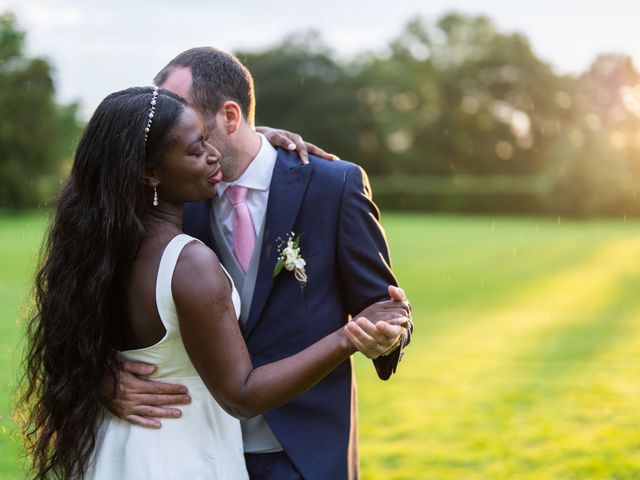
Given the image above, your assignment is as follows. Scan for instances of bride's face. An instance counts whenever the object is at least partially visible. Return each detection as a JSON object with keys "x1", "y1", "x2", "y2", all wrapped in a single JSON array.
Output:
[{"x1": 154, "y1": 107, "x2": 223, "y2": 205}]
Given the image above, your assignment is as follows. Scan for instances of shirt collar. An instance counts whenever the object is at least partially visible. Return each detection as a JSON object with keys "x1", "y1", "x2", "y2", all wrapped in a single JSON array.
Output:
[{"x1": 216, "y1": 133, "x2": 276, "y2": 197}]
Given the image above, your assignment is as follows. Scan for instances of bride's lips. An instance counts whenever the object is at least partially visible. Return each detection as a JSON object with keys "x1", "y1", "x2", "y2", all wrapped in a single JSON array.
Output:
[{"x1": 207, "y1": 167, "x2": 223, "y2": 184}]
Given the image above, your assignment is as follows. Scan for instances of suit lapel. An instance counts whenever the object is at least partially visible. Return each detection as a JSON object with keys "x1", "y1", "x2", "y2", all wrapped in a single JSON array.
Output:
[
  {"x1": 242, "y1": 150, "x2": 312, "y2": 338},
  {"x1": 206, "y1": 200, "x2": 223, "y2": 260}
]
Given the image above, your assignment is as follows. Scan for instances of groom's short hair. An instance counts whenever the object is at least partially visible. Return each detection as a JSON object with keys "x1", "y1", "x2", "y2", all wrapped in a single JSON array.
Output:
[{"x1": 154, "y1": 47, "x2": 255, "y2": 124}]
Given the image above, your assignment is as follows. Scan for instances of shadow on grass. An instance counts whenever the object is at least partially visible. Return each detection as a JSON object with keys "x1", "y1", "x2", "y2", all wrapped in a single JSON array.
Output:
[{"x1": 499, "y1": 272, "x2": 640, "y2": 398}]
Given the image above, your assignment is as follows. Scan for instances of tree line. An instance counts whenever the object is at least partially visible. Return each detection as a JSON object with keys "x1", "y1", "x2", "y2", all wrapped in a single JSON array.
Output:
[
  {"x1": 0, "y1": 13, "x2": 81, "y2": 209},
  {"x1": 2, "y1": 12, "x2": 639, "y2": 215}
]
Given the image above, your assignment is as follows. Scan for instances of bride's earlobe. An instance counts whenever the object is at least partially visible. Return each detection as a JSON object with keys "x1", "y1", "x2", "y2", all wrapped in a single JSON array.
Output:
[
  {"x1": 143, "y1": 172, "x2": 160, "y2": 206},
  {"x1": 143, "y1": 168, "x2": 160, "y2": 188}
]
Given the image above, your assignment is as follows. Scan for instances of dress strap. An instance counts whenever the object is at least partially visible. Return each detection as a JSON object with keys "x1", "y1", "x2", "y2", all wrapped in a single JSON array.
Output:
[{"x1": 155, "y1": 234, "x2": 203, "y2": 332}]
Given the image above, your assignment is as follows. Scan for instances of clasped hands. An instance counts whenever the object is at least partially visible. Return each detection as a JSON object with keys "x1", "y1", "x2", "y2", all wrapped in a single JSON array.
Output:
[
  {"x1": 106, "y1": 286, "x2": 411, "y2": 428},
  {"x1": 344, "y1": 285, "x2": 412, "y2": 360}
]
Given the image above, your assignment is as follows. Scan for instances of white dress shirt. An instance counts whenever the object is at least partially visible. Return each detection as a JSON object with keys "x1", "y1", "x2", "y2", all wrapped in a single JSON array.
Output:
[{"x1": 213, "y1": 133, "x2": 276, "y2": 247}]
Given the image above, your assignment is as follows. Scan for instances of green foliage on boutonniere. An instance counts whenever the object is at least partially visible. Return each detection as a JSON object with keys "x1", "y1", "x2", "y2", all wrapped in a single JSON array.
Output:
[{"x1": 272, "y1": 233, "x2": 306, "y2": 285}]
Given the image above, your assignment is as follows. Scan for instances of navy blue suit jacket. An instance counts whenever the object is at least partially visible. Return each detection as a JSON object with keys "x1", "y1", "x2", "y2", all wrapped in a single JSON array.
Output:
[{"x1": 183, "y1": 148, "x2": 406, "y2": 479}]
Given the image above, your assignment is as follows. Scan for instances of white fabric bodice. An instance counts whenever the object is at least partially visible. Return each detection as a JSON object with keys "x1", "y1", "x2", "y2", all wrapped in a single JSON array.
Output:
[
  {"x1": 119, "y1": 234, "x2": 242, "y2": 377},
  {"x1": 88, "y1": 234, "x2": 248, "y2": 480}
]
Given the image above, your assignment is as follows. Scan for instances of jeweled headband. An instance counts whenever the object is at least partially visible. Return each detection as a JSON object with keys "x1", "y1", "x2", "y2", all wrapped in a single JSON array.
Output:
[{"x1": 144, "y1": 86, "x2": 159, "y2": 143}]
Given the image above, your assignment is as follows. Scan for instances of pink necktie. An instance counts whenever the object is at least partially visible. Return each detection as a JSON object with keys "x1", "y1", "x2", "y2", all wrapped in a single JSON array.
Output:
[{"x1": 226, "y1": 185, "x2": 256, "y2": 272}]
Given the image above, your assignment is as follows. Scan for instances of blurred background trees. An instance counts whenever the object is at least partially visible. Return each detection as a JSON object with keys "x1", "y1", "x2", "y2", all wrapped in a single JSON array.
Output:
[
  {"x1": 0, "y1": 13, "x2": 81, "y2": 209},
  {"x1": 240, "y1": 13, "x2": 640, "y2": 216},
  {"x1": 3, "y1": 10, "x2": 640, "y2": 216}
]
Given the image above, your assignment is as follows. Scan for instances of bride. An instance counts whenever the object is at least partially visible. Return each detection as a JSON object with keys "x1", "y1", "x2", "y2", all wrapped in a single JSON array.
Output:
[{"x1": 20, "y1": 86, "x2": 408, "y2": 479}]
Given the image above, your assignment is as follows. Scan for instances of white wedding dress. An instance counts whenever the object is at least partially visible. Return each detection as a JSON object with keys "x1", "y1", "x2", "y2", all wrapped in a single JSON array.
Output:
[{"x1": 89, "y1": 234, "x2": 249, "y2": 479}]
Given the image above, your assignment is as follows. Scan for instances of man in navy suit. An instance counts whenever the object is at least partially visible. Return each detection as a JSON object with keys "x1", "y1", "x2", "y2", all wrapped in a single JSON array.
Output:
[{"x1": 111, "y1": 47, "x2": 412, "y2": 479}]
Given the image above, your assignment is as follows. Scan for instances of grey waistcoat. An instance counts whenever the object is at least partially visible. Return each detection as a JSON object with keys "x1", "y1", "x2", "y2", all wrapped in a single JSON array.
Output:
[{"x1": 209, "y1": 204, "x2": 283, "y2": 453}]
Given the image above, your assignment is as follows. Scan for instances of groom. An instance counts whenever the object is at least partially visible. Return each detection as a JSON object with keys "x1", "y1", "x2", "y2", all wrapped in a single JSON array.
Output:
[{"x1": 113, "y1": 47, "x2": 412, "y2": 479}]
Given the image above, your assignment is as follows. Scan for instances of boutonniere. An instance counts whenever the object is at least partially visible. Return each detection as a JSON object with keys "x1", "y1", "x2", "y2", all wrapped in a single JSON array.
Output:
[{"x1": 272, "y1": 232, "x2": 307, "y2": 286}]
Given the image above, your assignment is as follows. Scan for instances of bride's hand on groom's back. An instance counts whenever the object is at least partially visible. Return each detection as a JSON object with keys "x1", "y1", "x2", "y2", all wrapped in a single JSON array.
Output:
[{"x1": 104, "y1": 360, "x2": 192, "y2": 428}]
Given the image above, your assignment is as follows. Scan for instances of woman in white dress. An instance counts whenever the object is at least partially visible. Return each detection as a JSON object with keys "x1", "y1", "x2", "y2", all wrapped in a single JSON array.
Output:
[{"x1": 20, "y1": 87, "x2": 407, "y2": 479}]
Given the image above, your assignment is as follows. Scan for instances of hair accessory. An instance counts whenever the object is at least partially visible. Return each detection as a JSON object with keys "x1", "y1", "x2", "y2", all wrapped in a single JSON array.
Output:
[
  {"x1": 144, "y1": 86, "x2": 159, "y2": 142},
  {"x1": 153, "y1": 186, "x2": 159, "y2": 206}
]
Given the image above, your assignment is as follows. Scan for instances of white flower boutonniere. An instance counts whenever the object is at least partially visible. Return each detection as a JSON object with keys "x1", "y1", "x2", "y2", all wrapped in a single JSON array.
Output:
[{"x1": 273, "y1": 232, "x2": 307, "y2": 286}]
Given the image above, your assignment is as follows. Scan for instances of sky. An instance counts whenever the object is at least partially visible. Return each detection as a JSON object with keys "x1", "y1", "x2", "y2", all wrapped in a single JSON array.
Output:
[{"x1": 2, "y1": 0, "x2": 639, "y2": 116}]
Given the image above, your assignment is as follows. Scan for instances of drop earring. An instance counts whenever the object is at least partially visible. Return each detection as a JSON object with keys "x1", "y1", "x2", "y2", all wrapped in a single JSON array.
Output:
[{"x1": 153, "y1": 186, "x2": 158, "y2": 206}]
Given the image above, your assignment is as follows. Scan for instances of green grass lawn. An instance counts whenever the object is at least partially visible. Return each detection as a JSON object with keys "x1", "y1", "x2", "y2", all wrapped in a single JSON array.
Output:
[
  {"x1": 2, "y1": 212, "x2": 640, "y2": 479},
  {"x1": 0, "y1": 213, "x2": 47, "y2": 477}
]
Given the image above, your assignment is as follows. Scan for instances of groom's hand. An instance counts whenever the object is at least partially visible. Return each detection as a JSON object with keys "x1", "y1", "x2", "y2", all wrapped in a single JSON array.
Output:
[
  {"x1": 256, "y1": 126, "x2": 339, "y2": 164},
  {"x1": 106, "y1": 360, "x2": 191, "y2": 428},
  {"x1": 345, "y1": 289, "x2": 411, "y2": 359},
  {"x1": 345, "y1": 318, "x2": 404, "y2": 359},
  {"x1": 354, "y1": 288, "x2": 411, "y2": 328}
]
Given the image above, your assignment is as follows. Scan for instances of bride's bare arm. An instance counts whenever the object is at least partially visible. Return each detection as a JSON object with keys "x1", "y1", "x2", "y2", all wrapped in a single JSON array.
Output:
[
  {"x1": 172, "y1": 241, "x2": 404, "y2": 419},
  {"x1": 104, "y1": 243, "x2": 408, "y2": 426}
]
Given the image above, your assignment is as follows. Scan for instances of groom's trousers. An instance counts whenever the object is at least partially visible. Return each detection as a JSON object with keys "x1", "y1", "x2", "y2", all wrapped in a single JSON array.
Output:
[{"x1": 244, "y1": 451, "x2": 303, "y2": 480}]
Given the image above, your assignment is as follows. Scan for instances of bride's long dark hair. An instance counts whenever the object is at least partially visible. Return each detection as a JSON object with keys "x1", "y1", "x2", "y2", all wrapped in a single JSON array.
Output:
[{"x1": 19, "y1": 86, "x2": 187, "y2": 479}]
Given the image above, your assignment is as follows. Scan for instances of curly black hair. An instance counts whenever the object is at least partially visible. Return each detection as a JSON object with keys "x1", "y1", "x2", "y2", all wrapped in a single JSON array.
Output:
[{"x1": 19, "y1": 86, "x2": 187, "y2": 479}]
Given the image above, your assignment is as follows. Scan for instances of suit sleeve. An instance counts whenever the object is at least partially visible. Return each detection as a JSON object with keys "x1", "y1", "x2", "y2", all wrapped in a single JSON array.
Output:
[{"x1": 336, "y1": 164, "x2": 411, "y2": 380}]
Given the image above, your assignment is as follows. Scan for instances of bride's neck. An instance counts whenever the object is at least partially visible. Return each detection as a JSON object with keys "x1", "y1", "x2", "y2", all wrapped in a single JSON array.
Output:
[{"x1": 143, "y1": 203, "x2": 183, "y2": 234}]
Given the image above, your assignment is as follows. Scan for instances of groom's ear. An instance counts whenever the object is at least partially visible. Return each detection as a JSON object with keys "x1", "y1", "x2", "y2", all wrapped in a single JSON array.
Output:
[{"x1": 220, "y1": 101, "x2": 242, "y2": 135}]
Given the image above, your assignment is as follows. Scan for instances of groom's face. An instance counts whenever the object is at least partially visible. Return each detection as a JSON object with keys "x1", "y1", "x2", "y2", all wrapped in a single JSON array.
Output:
[
  {"x1": 160, "y1": 67, "x2": 236, "y2": 182},
  {"x1": 202, "y1": 112, "x2": 237, "y2": 182},
  {"x1": 159, "y1": 67, "x2": 236, "y2": 181},
  {"x1": 160, "y1": 67, "x2": 193, "y2": 105}
]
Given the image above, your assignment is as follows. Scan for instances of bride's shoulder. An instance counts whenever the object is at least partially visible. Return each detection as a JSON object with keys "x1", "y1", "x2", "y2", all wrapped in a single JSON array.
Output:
[
  {"x1": 173, "y1": 240, "x2": 227, "y2": 293},
  {"x1": 178, "y1": 238, "x2": 217, "y2": 261}
]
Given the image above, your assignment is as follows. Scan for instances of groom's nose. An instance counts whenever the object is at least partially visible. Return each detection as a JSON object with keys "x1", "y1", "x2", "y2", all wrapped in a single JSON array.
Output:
[{"x1": 205, "y1": 143, "x2": 221, "y2": 163}]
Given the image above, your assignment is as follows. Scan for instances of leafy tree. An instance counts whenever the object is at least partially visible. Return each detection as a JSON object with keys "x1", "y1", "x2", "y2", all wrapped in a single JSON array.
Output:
[
  {"x1": 0, "y1": 13, "x2": 80, "y2": 209},
  {"x1": 356, "y1": 13, "x2": 572, "y2": 176},
  {"x1": 546, "y1": 54, "x2": 640, "y2": 216},
  {"x1": 237, "y1": 13, "x2": 640, "y2": 216},
  {"x1": 239, "y1": 31, "x2": 362, "y2": 163}
]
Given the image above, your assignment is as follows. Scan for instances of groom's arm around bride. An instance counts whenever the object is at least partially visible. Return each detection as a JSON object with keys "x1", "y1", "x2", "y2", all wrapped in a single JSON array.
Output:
[{"x1": 108, "y1": 46, "x2": 413, "y2": 480}]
